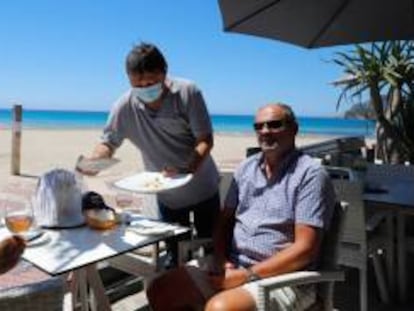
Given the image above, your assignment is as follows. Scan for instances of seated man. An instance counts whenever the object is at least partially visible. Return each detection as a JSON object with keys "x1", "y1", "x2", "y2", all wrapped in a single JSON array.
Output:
[{"x1": 146, "y1": 103, "x2": 336, "y2": 311}]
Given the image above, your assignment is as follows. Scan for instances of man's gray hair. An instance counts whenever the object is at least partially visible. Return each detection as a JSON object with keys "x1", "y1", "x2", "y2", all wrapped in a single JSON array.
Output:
[
  {"x1": 259, "y1": 103, "x2": 297, "y2": 124},
  {"x1": 277, "y1": 103, "x2": 297, "y2": 124}
]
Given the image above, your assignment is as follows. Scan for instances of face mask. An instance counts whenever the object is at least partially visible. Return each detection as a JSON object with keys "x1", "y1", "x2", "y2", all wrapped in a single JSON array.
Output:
[{"x1": 131, "y1": 82, "x2": 163, "y2": 103}]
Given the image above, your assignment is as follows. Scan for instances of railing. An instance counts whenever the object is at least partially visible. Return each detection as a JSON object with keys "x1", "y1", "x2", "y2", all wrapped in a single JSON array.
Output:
[{"x1": 246, "y1": 136, "x2": 367, "y2": 166}]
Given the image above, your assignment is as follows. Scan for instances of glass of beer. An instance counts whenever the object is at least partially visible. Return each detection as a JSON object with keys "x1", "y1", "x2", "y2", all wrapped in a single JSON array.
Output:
[{"x1": 5, "y1": 198, "x2": 34, "y2": 236}]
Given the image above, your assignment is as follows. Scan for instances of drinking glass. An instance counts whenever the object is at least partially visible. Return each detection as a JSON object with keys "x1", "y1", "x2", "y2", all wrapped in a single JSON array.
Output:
[
  {"x1": 5, "y1": 198, "x2": 34, "y2": 237},
  {"x1": 115, "y1": 191, "x2": 134, "y2": 209},
  {"x1": 0, "y1": 200, "x2": 5, "y2": 227}
]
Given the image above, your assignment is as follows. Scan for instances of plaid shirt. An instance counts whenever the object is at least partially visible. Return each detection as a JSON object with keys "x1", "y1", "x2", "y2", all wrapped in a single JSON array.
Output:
[{"x1": 224, "y1": 150, "x2": 335, "y2": 267}]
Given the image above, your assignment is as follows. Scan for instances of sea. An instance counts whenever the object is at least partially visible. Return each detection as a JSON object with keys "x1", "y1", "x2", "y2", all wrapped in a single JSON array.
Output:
[{"x1": 0, "y1": 108, "x2": 376, "y2": 137}]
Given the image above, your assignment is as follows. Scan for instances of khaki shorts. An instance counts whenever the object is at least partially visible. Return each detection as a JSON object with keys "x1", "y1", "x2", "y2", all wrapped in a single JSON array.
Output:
[{"x1": 185, "y1": 259, "x2": 316, "y2": 311}]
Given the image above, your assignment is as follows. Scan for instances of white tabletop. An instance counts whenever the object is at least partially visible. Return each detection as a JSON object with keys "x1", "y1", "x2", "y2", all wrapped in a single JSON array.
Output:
[{"x1": 0, "y1": 216, "x2": 189, "y2": 276}]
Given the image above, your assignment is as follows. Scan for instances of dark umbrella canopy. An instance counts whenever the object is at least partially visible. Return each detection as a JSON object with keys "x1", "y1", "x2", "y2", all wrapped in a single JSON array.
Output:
[{"x1": 218, "y1": 0, "x2": 414, "y2": 48}]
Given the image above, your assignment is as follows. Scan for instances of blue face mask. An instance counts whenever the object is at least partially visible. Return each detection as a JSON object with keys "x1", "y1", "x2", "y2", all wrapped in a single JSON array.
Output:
[{"x1": 131, "y1": 82, "x2": 163, "y2": 103}]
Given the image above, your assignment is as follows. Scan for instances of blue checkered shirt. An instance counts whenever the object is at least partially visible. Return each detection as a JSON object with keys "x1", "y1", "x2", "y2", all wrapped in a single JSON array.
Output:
[{"x1": 224, "y1": 150, "x2": 335, "y2": 267}]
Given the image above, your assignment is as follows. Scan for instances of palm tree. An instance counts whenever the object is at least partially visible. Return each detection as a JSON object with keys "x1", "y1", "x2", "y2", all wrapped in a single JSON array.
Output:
[{"x1": 333, "y1": 41, "x2": 414, "y2": 164}]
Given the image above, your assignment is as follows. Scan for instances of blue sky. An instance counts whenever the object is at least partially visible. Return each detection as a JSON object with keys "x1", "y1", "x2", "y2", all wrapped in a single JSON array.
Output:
[{"x1": 0, "y1": 1, "x2": 353, "y2": 116}]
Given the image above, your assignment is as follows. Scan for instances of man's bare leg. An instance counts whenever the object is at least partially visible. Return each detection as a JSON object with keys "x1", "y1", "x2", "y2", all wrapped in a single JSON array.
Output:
[
  {"x1": 147, "y1": 267, "x2": 207, "y2": 311},
  {"x1": 205, "y1": 287, "x2": 257, "y2": 311}
]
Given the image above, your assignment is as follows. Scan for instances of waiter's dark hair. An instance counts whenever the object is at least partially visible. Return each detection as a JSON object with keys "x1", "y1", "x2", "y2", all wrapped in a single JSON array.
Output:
[{"x1": 126, "y1": 42, "x2": 168, "y2": 75}]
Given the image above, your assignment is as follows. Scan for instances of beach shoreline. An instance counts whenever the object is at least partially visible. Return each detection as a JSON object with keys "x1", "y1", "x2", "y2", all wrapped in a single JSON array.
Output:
[{"x1": 0, "y1": 128, "x2": 373, "y2": 192}]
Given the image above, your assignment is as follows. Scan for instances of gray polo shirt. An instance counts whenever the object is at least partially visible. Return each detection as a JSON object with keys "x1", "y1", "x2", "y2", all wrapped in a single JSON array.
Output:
[
  {"x1": 225, "y1": 150, "x2": 335, "y2": 267},
  {"x1": 101, "y1": 77, "x2": 219, "y2": 208}
]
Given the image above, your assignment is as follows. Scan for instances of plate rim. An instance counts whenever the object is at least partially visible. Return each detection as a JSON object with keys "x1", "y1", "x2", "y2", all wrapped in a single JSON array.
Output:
[
  {"x1": 113, "y1": 172, "x2": 193, "y2": 194},
  {"x1": 26, "y1": 231, "x2": 51, "y2": 247}
]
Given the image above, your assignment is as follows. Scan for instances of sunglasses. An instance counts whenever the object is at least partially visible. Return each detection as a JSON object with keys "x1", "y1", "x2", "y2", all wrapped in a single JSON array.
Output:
[{"x1": 253, "y1": 119, "x2": 287, "y2": 131}]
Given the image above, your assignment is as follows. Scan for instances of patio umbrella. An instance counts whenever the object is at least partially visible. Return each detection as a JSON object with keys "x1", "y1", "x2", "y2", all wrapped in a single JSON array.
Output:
[{"x1": 218, "y1": 0, "x2": 414, "y2": 48}]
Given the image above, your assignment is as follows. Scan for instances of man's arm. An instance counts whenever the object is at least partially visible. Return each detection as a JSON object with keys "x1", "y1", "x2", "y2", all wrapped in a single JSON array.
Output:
[
  {"x1": 91, "y1": 142, "x2": 115, "y2": 159},
  {"x1": 212, "y1": 223, "x2": 322, "y2": 290},
  {"x1": 247, "y1": 224, "x2": 322, "y2": 279},
  {"x1": 162, "y1": 133, "x2": 213, "y2": 176},
  {"x1": 187, "y1": 133, "x2": 213, "y2": 173},
  {"x1": 212, "y1": 206, "x2": 236, "y2": 271}
]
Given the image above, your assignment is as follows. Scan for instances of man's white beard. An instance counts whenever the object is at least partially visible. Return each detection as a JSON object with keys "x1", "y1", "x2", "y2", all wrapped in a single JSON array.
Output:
[{"x1": 260, "y1": 141, "x2": 279, "y2": 151}]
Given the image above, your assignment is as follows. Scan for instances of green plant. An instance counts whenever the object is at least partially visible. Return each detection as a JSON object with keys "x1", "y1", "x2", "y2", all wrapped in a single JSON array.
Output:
[{"x1": 333, "y1": 41, "x2": 414, "y2": 163}]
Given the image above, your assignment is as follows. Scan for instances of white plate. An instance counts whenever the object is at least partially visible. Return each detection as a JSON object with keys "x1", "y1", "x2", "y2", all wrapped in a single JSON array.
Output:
[
  {"x1": 113, "y1": 172, "x2": 193, "y2": 194},
  {"x1": 127, "y1": 219, "x2": 176, "y2": 236},
  {"x1": 75, "y1": 155, "x2": 120, "y2": 172},
  {"x1": 127, "y1": 226, "x2": 173, "y2": 236},
  {"x1": 24, "y1": 230, "x2": 50, "y2": 247},
  {"x1": 23, "y1": 229, "x2": 43, "y2": 241}
]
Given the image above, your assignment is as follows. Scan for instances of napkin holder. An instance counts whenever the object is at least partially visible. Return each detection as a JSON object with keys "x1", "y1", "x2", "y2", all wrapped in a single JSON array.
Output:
[{"x1": 34, "y1": 169, "x2": 85, "y2": 228}]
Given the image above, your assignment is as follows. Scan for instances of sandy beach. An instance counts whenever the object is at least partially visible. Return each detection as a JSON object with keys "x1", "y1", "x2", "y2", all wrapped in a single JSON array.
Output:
[{"x1": 0, "y1": 128, "x2": 357, "y2": 193}]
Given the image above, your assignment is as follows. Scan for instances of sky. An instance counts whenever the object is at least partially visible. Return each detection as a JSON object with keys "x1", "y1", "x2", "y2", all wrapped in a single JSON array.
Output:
[{"x1": 0, "y1": 1, "x2": 354, "y2": 117}]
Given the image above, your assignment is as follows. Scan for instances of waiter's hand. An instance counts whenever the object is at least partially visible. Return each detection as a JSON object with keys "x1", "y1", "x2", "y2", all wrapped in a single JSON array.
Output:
[
  {"x1": 77, "y1": 143, "x2": 115, "y2": 176},
  {"x1": 75, "y1": 155, "x2": 100, "y2": 176},
  {"x1": 0, "y1": 236, "x2": 26, "y2": 274},
  {"x1": 162, "y1": 166, "x2": 191, "y2": 177}
]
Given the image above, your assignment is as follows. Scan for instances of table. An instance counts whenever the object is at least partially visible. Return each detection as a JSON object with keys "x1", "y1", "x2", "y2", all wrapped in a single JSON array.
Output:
[
  {"x1": 363, "y1": 180, "x2": 414, "y2": 302},
  {"x1": 0, "y1": 215, "x2": 189, "y2": 310}
]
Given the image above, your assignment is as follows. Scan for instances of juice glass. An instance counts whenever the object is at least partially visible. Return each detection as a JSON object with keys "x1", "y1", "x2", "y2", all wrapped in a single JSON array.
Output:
[{"x1": 5, "y1": 198, "x2": 34, "y2": 236}]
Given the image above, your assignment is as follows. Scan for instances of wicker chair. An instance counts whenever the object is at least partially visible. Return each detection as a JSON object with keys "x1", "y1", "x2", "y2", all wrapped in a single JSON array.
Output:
[
  {"x1": 252, "y1": 202, "x2": 346, "y2": 311},
  {"x1": 324, "y1": 165, "x2": 356, "y2": 181},
  {"x1": 365, "y1": 163, "x2": 414, "y2": 302},
  {"x1": 366, "y1": 163, "x2": 414, "y2": 181},
  {"x1": 365, "y1": 163, "x2": 414, "y2": 183},
  {"x1": 333, "y1": 179, "x2": 392, "y2": 311},
  {"x1": 0, "y1": 276, "x2": 64, "y2": 311}
]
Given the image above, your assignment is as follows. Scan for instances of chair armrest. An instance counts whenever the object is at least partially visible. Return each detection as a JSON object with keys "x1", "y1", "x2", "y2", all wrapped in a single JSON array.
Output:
[
  {"x1": 365, "y1": 210, "x2": 388, "y2": 232},
  {"x1": 255, "y1": 270, "x2": 344, "y2": 311},
  {"x1": 256, "y1": 270, "x2": 345, "y2": 290}
]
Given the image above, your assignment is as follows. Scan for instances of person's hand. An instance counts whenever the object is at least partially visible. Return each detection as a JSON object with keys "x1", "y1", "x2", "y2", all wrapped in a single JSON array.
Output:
[
  {"x1": 75, "y1": 155, "x2": 101, "y2": 176},
  {"x1": 205, "y1": 257, "x2": 245, "y2": 290},
  {"x1": 76, "y1": 167, "x2": 99, "y2": 176},
  {"x1": 0, "y1": 236, "x2": 26, "y2": 274},
  {"x1": 208, "y1": 267, "x2": 247, "y2": 290},
  {"x1": 161, "y1": 166, "x2": 191, "y2": 177},
  {"x1": 205, "y1": 257, "x2": 235, "y2": 276},
  {"x1": 162, "y1": 166, "x2": 179, "y2": 177},
  {"x1": 77, "y1": 144, "x2": 116, "y2": 176}
]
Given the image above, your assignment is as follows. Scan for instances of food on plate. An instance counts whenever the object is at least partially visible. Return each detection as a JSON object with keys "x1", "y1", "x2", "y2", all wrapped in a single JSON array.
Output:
[
  {"x1": 141, "y1": 175, "x2": 166, "y2": 190},
  {"x1": 114, "y1": 171, "x2": 193, "y2": 194}
]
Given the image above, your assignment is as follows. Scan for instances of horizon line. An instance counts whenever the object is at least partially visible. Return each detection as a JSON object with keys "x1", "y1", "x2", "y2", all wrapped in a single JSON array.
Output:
[{"x1": 0, "y1": 107, "x2": 349, "y2": 118}]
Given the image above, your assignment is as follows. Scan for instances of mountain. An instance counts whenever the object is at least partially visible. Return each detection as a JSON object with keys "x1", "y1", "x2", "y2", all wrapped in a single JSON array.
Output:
[{"x1": 344, "y1": 101, "x2": 376, "y2": 119}]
